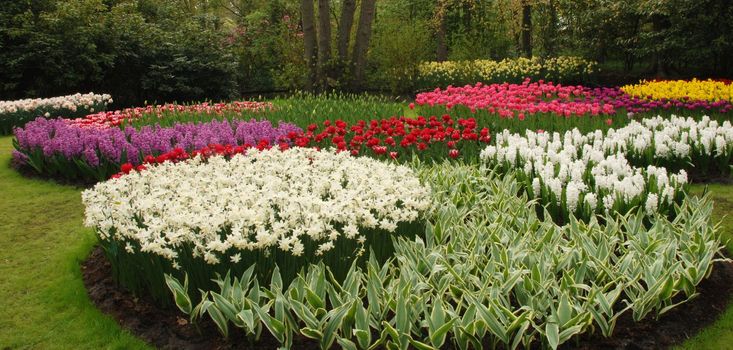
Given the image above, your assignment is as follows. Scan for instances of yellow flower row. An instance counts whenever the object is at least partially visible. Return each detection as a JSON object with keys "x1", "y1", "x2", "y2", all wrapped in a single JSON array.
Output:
[
  {"x1": 418, "y1": 56, "x2": 596, "y2": 82},
  {"x1": 621, "y1": 79, "x2": 733, "y2": 102}
]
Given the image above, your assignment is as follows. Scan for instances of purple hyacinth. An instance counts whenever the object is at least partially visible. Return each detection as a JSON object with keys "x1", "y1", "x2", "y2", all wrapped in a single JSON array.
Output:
[{"x1": 13, "y1": 117, "x2": 303, "y2": 167}]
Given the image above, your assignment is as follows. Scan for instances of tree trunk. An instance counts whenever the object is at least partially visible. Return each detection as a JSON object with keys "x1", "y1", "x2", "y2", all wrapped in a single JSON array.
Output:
[
  {"x1": 337, "y1": 0, "x2": 356, "y2": 62},
  {"x1": 545, "y1": 0, "x2": 557, "y2": 56},
  {"x1": 463, "y1": 1, "x2": 471, "y2": 29},
  {"x1": 336, "y1": 0, "x2": 356, "y2": 82},
  {"x1": 351, "y1": 0, "x2": 376, "y2": 90},
  {"x1": 521, "y1": 1, "x2": 532, "y2": 58},
  {"x1": 436, "y1": 3, "x2": 448, "y2": 61},
  {"x1": 317, "y1": 0, "x2": 332, "y2": 90},
  {"x1": 301, "y1": 0, "x2": 318, "y2": 91}
]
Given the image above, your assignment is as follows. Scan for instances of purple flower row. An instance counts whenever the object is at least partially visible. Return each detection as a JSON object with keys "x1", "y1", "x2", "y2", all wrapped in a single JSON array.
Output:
[{"x1": 13, "y1": 117, "x2": 302, "y2": 168}]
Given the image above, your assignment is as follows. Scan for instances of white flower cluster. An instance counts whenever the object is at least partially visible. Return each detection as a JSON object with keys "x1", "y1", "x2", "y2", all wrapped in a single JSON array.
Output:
[
  {"x1": 0, "y1": 92, "x2": 113, "y2": 117},
  {"x1": 592, "y1": 115, "x2": 733, "y2": 160},
  {"x1": 479, "y1": 117, "x2": 721, "y2": 220},
  {"x1": 82, "y1": 147, "x2": 431, "y2": 265}
]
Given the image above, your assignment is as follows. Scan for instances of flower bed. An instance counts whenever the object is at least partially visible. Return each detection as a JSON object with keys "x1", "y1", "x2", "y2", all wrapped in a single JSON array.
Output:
[
  {"x1": 592, "y1": 86, "x2": 733, "y2": 115},
  {"x1": 415, "y1": 56, "x2": 597, "y2": 91},
  {"x1": 0, "y1": 92, "x2": 112, "y2": 134},
  {"x1": 65, "y1": 101, "x2": 274, "y2": 129},
  {"x1": 82, "y1": 147, "x2": 431, "y2": 303},
  {"x1": 415, "y1": 80, "x2": 733, "y2": 133},
  {"x1": 585, "y1": 115, "x2": 733, "y2": 178},
  {"x1": 415, "y1": 80, "x2": 620, "y2": 133},
  {"x1": 480, "y1": 115, "x2": 733, "y2": 223},
  {"x1": 415, "y1": 80, "x2": 616, "y2": 117},
  {"x1": 165, "y1": 165, "x2": 723, "y2": 349},
  {"x1": 295, "y1": 115, "x2": 491, "y2": 161},
  {"x1": 12, "y1": 118, "x2": 300, "y2": 182},
  {"x1": 621, "y1": 79, "x2": 733, "y2": 103}
]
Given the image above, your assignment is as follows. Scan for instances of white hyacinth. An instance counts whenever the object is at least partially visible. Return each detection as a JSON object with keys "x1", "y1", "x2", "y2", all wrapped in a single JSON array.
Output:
[{"x1": 478, "y1": 115, "x2": 726, "y2": 220}]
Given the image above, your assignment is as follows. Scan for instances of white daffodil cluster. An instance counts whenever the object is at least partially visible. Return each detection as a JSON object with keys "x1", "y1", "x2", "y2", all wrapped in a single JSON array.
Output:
[
  {"x1": 479, "y1": 116, "x2": 729, "y2": 221},
  {"x1": 0, "y1": 92, "x2": 113, "y2": 116},
  {"x1": 82, "y1": 147, "x2": 431, "y2": 266}
]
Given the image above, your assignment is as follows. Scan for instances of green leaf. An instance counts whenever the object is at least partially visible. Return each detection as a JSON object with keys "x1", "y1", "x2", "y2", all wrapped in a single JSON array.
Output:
[
  {"x1": 337, "y1": 337, "x2": 359, "y2": 350},
  {"x1": 320, "y1": 304, "x2": 351, "y2": 349},
  {"x1": 207, "y1": 305, "x2": 230, "y2": 338},
  {"x1": 271, "y1": 266, "x2": 283, "y2": 292},
  {"x1": 382, "y1": 321, "x2": 400, "y2": 340},
  {"x1": 253, "y1": 304, "x2": 286, "y2": 343},
  {"x1": 305, "y1": 287, "x2": 325, "y2": 309},
  {"x1": 237, "y1": 309, "x2": 255, "y2": 333},
  {"x1": 354, "y1": 301, "x2": 372, "y2": 348},
  {"x1": 409, "y1": 338, "x2": 436, "y2": 350},
  {"x1": 557, "y1": 294, "x2": 572, "y2": 326},
  {"x1": 546, "y1": 322, "x2": 559, "y2": 350},
  {"x1": 211, "y1": 292, "x2": 238, "y2": 321},
  {"x1": 429, "y1": 318, "x2": 456, "y2": 348},
  {"x1": 474, "y1": 300, "x2": 508, "y2": 343},
  {"x1": 165, "y1": 274, "x2": 192, "y2": 315},
  {"x1": 300, "y1": 327, "x2": 323, "y2": 340},
  {"x1": 430, "y1": 298, "x2": 445, "y2": 330}
]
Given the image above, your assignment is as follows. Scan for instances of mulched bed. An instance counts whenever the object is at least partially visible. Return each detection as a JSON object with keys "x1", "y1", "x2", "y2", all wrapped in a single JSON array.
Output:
[{"x1": 82, "y1": 246, "x2": 733, "y2": 350}]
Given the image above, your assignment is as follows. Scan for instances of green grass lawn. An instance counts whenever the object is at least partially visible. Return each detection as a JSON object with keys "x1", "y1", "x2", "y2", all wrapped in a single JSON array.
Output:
[
  {"x1": 0, "y1": 133, "x2": 730, "y2": 349},
  {"x1": 0, "y1": 136, "x2": 150, "y2": 349}
]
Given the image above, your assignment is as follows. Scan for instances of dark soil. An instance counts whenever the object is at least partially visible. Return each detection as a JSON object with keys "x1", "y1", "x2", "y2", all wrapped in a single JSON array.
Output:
[
  {"x1": 82, "y1": 246, "x2": 733, "y2": 350},
  {"x1": 82, "y1": 247, "x2": 320, "y2": 350}
]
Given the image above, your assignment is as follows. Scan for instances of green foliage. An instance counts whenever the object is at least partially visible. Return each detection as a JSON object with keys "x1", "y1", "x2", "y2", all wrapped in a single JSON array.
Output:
[
  {"x1": 127, "y1": 92, "x2": 408, "y2": 128},
  {"x1": 167, "y1": 164, "x2": 725, "y2": 349},
  {"x1": 101, "y1": 221, "x2": 423, "y2": 306},
  {"x1": 557, "y1": 0, "x2": 733, "y2": 76},
  {"x1": 369, "y1": 15, "x2": 433, "y2": 94},
  {"x1": 443, "y1": 2, "x2": 513, "y2": 61},
  {"x1": 139, "y1": 20, "x2": 239, "y2": 103},
  {"x1": 0, "y1": 0, "x2": 240, "y2": 107}
]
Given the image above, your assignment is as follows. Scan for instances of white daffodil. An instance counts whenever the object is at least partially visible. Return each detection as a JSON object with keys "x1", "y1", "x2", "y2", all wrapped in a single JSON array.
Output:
[{"x1": 82, "y1": 147, "x2": 430, "y2": 265}]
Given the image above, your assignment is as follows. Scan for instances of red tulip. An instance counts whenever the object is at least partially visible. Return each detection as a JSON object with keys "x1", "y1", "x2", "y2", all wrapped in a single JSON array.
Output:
[{"x1": 120, "y1": 163, "x2": 134, "y2": 174}]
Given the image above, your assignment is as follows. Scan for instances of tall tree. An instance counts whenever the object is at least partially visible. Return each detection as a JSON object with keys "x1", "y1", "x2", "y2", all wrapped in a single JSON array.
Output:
[
  {"x1": 435, "y1": 1, "x2": 448, "y2": 61},
  {"x1": 316, "y1": 0, "x2": 332, "y2": 89},
  {"x1": 521, "y1": 0, "x2": 532, "y2": 57},
  {"x1": 300, "y1": 0, "x2": 318, "y2": 90},
  {"x1": 351, "y1": 0, "x2": 377, "y2": 89},
  {"x1": 336, "y1": 0, "x2": 356, "y2": 62}
]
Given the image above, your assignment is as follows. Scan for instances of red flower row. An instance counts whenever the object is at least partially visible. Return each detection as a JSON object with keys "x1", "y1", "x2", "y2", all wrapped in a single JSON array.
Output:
[
  {"x1": 295, "y1": 115, "x2": 490, "y2": 159},
  {"x1": 114, "y1": 140, "x2": 285, "y2": 178}
]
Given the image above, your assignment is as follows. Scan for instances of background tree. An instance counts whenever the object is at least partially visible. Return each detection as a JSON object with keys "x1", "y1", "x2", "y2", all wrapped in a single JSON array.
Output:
[
  {"x1": 350, "y1": 0, "x2": 377, "y2": 90},
  {"x1": 0, "y1": 0, "x2": 731, "y2": 103},
  {"x1": 300, "y1": 0, "x2": 317, "y2": 90}
]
